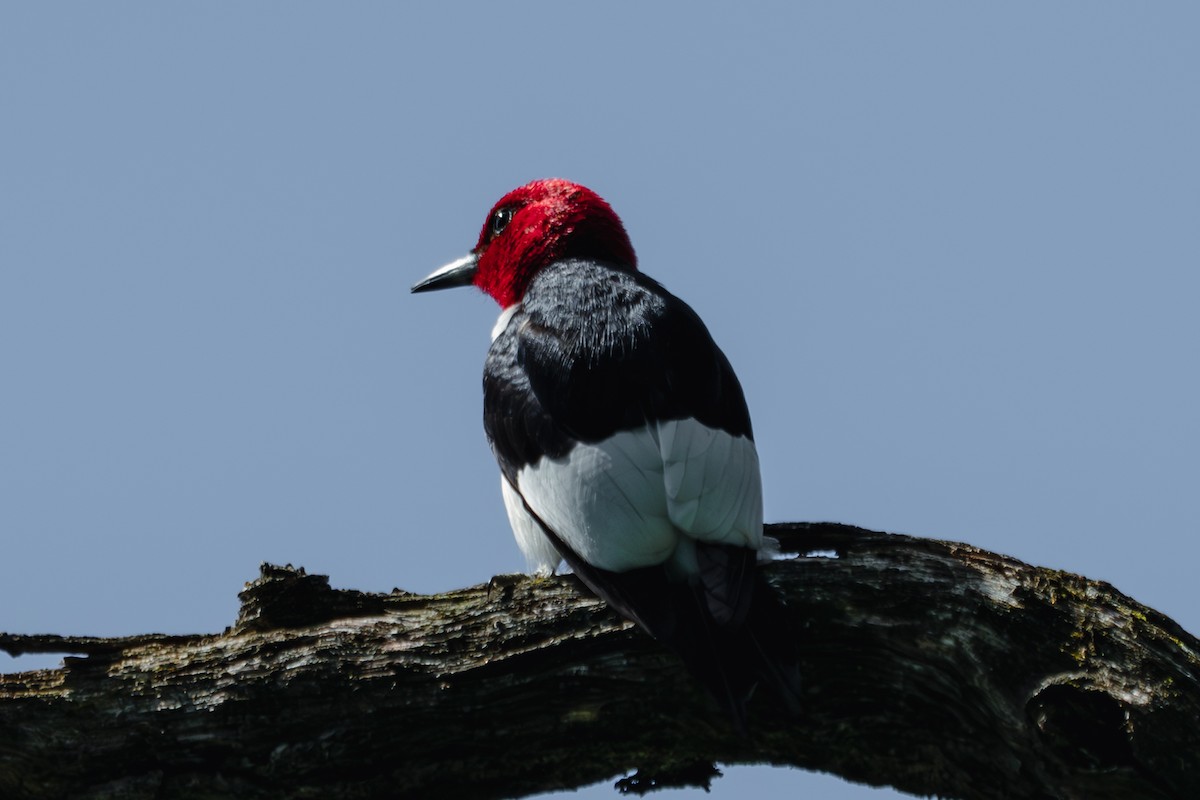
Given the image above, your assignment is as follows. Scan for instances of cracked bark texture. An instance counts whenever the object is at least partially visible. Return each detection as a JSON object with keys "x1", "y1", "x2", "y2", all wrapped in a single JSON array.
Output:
[{"x1": 2, "y1": 523, "x2": 1198, "y2": 800}]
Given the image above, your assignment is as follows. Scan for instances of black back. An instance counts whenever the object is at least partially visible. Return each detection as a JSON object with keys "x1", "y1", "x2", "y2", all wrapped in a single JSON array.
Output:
[{"x1": 483, "y1": 258, "x2": 753, "y2": 484}]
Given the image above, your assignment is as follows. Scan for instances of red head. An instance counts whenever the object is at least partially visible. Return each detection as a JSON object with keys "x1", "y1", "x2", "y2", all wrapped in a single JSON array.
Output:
[{"x1": 412, "y1": 179, "x2": 637, "y2": 307}]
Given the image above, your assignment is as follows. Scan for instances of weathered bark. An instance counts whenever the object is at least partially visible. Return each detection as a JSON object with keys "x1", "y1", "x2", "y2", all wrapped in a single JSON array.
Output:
[{"x1": 1, "y1": 523, "x2": 1197, "y2": 800}]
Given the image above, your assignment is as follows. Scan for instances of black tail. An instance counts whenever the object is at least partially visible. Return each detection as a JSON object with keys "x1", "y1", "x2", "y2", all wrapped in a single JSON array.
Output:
[
  {"x1": 671, "y1": 573, "x2": 803, "y2": 733},
  {"x1": 525, "y1": 504, "x2": 801, "y2": 730},
  {"x1": 552, "y1": 541, "x2": 802, "y2": 731}
]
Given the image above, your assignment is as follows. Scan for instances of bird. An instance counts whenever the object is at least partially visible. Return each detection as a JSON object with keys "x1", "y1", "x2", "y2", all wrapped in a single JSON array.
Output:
[{"x1": 411, "y1": 178, "x2": 799, "y2": 728}]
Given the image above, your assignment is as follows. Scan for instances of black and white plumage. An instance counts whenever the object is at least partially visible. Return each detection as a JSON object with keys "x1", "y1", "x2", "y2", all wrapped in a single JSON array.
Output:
[{"x1": 412, "y1": 179, "x2": 799, "y2": 727}]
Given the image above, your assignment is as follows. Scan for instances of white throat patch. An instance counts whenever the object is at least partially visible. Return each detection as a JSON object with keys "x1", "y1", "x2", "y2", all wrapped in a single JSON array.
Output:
[{"x1": 492, "y1": 305, "x2": 520, "y2": 342}]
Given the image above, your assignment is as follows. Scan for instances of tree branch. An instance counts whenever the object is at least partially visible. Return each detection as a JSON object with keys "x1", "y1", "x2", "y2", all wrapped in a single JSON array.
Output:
[{"x1": 2, "y1": 523, "x2": 1198, "y2": 799}]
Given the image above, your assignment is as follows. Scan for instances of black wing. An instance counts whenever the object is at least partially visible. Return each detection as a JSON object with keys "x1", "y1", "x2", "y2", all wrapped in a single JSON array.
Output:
[{"x1": 483, "y1": 258, "x2": 752, "y2": 480}]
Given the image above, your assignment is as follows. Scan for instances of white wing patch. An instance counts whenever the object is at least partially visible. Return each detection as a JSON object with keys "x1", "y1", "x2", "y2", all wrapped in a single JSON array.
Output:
[
  {"x1": 511, "y1": 420, "x2": 762, "y2": 574},
  {"x1": 659, "y1": 419, "x2": 763, "y2": 549}
]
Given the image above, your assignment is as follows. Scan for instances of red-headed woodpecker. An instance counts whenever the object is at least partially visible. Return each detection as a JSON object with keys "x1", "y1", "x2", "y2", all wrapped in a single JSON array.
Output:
[{"x1": 412, "y1": 179, "x2": 799, "y2": 727}]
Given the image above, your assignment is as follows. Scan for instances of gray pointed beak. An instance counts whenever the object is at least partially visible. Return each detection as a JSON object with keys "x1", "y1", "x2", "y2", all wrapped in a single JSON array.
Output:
[{"x1": 411, "y1": 253, "x2": 479, "y2": 293}]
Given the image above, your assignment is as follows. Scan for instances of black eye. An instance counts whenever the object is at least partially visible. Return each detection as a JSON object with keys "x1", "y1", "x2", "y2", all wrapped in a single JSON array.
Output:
[{"x1": 489, "y1": 206, "x2": 515, "y2": 239}]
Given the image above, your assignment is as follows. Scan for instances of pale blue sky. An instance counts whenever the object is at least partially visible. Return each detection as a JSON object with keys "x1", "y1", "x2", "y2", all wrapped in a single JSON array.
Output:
[{"x1": 2, "y1": 5, "x2": 1197, "y2": 798}]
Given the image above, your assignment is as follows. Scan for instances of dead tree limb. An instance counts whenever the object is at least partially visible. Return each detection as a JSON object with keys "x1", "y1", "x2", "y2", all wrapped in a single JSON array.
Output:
[{"x1": 2, "y1": 523, "x2": 1198, "y2": 799}]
